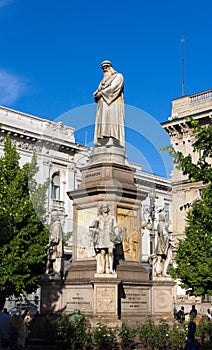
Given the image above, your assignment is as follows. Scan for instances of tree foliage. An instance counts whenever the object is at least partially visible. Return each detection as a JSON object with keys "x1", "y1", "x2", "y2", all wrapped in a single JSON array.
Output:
[
  {"x1": 168, "y1": 119, "x2": 212, "y2": 295},
  {"x1": 165, "y1": 119, "x2": 212, "y2": 184},
  {"x1": 170, "y1": 183, "x2": 212, "y2": 295},
  {"x1": 0, "y1": 135, "x2": 49, "y2": 306}
]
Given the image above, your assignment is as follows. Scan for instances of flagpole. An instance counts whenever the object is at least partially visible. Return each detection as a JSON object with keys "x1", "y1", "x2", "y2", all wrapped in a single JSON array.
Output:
[{"x1": 182, "y1": 36, "x2": 185, "y2": 96}]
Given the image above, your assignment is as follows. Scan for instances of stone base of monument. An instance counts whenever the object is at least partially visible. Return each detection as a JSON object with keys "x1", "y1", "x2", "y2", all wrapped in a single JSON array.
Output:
[
  {"x1": 88, "y1": 145, "x2": 126, "y2": 166},
  {"x1": 94, "y1": 272, "x2": 117, "y2": 278},
  {"x1": 40, "y1": 271, "x2": 175, "y2": 324},
  {"x1": 92, "y1": 279, "x2": 121, "y2": 326},
  {"x1": 116, "y1": 260, "x2": 150, "y2": 282},
  {"x1": 40, "y1": 143, "x2": 175, "y2": 323},
  {"x1": 151, "y1": 280, "x2": 176, "y2": 319}
]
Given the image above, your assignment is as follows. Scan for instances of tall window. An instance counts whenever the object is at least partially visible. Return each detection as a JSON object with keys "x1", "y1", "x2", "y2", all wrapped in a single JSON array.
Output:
[{"x1": 51, "y1": 172, "x2": 60, "y2": 200}]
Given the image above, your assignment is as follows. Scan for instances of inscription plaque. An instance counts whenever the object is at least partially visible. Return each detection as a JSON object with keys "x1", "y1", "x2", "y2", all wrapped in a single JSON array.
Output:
[
  {"x1": 94, "y1": 284, "x2": 118, "y2": 316},
  {"x1": 121, "y1": 287, "x2": 150, "y2": 313},
  {"x1": 64, "y1": 286, "x2": 93, "y2": 313}
]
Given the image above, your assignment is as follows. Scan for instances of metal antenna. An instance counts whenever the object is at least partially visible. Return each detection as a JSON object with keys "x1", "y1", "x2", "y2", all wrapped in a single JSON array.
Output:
[
  {"x1": 85, "y1": 130, "x2": 88, "y2": 145},
  {"x1": 181, "y1": 36, "x2": 185, "y2": 96}
]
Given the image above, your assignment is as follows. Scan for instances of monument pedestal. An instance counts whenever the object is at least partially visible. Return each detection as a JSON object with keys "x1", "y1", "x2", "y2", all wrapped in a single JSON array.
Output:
[
  {"x1": 93, "y1": 279, "x2": 120, "y2": 317},
  {"x1": 40, "y1": 146, "x2": 175, "y2": 323},
  {"x1": 151, "y1": 279, "x2": 176, "y2": 319}
]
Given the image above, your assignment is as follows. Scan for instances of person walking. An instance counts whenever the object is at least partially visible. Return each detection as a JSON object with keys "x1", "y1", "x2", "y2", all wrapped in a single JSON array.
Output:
[
  {"x1": 190, "y1": 305, "x2": 197, "y2": 321},
  {"x1": 176, "y1": 306, "x2": 186, "y2": 322},
  {"x1": 0, "y1": 310, "x2": 12, "y2": 350},
  {"x1": 185, "y1": 320, "x2": 200, "y2": 350},
  {"x1": 207, "y1": 309, "x2": 211, "y2": 321}
]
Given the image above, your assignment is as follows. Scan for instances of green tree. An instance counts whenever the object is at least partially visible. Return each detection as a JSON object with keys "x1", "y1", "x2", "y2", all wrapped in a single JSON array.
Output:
[
  {"x1": 170, "y1": 183, "x2": 212, "y2": 295},
  {"x1": 168, "y1": 120, "x2": 212, "y2": 296},
  {"x1": 174, "y1": 119, "x2": 212, "y2": 184},
  {"x1": 0, "y1": 135, "x2": 49, "y2": 308}
]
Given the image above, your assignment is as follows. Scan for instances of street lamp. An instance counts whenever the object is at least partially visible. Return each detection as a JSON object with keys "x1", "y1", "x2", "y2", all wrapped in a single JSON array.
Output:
[
  {"x1": 149, "y1": 189, "x2": 156, "y2": 236},
  {"x1": 141, "y1": 189, "x2": 157, "y2": 271},
  {"x1": 141, "y1": 189, "x2": 156, "y2": 231}
]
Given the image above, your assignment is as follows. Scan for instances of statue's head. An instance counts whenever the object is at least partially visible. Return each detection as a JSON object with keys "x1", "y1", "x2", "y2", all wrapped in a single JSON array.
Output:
[
  {"x1": 51, "y1": 209, "x2": 59, "y2": 222},
  {"x1": 101, "y1": 60, "x2": 113, "y2": 74},
  {"x1": 101, "y1": 60, "x2": 112, "y2": 68},
  {"x1": 99, "y1": 203, "x2": 110, "y2": 214}
]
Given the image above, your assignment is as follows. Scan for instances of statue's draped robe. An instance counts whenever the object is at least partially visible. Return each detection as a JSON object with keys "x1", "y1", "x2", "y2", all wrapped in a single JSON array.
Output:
[
  {"x1": 94, "y1": 71, "x2": 125, "y2": 148},
  {"x1": 89, "y1": 214, "x2": 118, "y2": 250},
  {"x1": 155, "y1": 213, "x2": 169, "y2": 258},
  {"x1": 49, "y1": 220, "x2": 63, "y2": 260}
]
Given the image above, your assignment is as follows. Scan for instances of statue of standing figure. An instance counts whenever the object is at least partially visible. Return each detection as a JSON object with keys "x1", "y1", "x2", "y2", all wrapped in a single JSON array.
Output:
[
  {"x1": 93, "y1": 60, "x2": 125, "y2": 148},
  {"x1": 149, "y1": 208, "x2": 173, "y2": 277},
  {"x1": 156, "y1": 208, "x2": 170, "y2": 258},
  {"x1": 46, "y1": 210, "x2": 64, "y2": 279},
  {"x1": 89, "y1": 203, "x2": 120, "y2": 274}
]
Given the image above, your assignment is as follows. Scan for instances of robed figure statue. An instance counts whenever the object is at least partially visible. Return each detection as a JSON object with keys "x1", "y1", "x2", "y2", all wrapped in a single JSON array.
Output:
[{"x1": 93, "y1": 60, "x2": 125, "y2": 148}]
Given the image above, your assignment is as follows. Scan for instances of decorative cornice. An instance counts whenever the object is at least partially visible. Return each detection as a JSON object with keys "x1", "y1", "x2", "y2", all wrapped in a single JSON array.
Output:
[{"x1": 0, "y1": 105, "x2": 87, "y2": 153}]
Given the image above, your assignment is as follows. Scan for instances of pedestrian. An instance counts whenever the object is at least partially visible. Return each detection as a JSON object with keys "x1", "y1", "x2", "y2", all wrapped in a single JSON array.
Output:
[
  {"x1": 0, "y1": 310, "x2": 12, "y2": 349},
  {"x1": 3, "y1": 309, "x2": 9, "y2": 316},
  {"x1": 11, "y1": 314, "x2": 27, "y2": 349},
  {"x1": 175, "y1": 306, "x2": 186, "y2": 322},
  {"x1": 190, "y1": 305, "x2": 197, "y2": 321},
  {"x1": 207, "y1": 309, "x2": 211, "y2": 321},
  {"x1": 185, "y1": 321, "x2": 200, "y2": 350}
]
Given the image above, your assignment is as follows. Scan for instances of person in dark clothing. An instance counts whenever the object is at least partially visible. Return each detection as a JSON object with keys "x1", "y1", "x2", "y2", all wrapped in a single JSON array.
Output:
[
  {"x1": 207, "y1": 309, "x2": 211, "y2": 321},
  {"x1": 185, "y1": 321, "x2": 200, "y2": 350},
  {"x1": 0, "y1": 311, "x2": 12, "y2": 349},
  {"x1": 190, "y1": 305, "x2": 197, "y2": 321},
  {"x1": 176, "y1": 306, "x2": 186, "y2": 322}
]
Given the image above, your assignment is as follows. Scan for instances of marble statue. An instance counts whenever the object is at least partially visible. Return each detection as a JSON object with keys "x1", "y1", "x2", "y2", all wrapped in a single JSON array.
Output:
[
  {"x1": 46, "y1": 210, "x2": 64, "y2": 278},
  {"x1": 89, "y1": 203, "x2": 120, "y2": 274},
  {"x1": 155, "y1": 208, "x2": 170, "y2": 258},
  {"x1": 149, "y1": 208, "x2": 173, "y2": 277},
  {"x1": 93, "y1": 60, "x2": 125, "y2": 148}
]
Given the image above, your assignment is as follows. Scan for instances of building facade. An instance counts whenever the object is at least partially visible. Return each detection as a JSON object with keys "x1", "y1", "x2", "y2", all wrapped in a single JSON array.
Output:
[
  {"x1": 162, "y1": 89, "x2": 212, "y2": 242},
  {"x1": 162, "y1": 89, "x2": 212, "y2": 307}
]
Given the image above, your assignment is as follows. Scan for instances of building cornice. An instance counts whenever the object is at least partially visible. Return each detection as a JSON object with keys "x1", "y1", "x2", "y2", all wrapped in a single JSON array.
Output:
[{"x1": 0, "y1": 106, "x2": 88, "y2": 153}]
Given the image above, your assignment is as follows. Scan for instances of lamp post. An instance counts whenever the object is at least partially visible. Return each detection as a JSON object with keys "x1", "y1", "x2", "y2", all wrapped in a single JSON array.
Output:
[
  {"x1": 141, "y1": 189, "x2": 157, "y2": 257},
  {"x1": 149, "y1": 189, "x2": 156, "y2": 237}
]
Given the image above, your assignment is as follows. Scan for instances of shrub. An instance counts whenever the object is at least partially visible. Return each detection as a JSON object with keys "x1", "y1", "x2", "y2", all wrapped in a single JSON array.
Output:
[
  {"x1": 167, "y1": 323, "x2": 187, "y2": 350},
  {"x1": 195, "y1": 318, "x2": 212, "y2": 344},
  {"x1": 29, "y1": 315, "x2": 58, "y2": 344},
  {"x1": 92, "y1": 322, "x2": 117, "y2": 350},
  {"x1": 118, "y1": 322, "x2": 137, "y2": 349},
  {"x1": 138, "y1": 318, "x2": 169, "y2": 349},
  {"x1": 137, "y1": 318, "x2": 187, "y2": 350},
  {"x1": 56, "y1": 313, "x2": 93, "y2": 350}
]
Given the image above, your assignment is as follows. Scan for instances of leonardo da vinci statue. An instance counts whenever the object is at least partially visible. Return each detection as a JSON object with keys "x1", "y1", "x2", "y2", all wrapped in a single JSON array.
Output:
[{"x1": 93, "y1": 60, "x2": 125, "y2": 148}]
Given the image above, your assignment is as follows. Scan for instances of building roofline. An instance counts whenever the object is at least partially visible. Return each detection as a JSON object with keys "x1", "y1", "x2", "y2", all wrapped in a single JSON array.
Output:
[{"x1": 171, "y1": 88, "x2": 212, "y2": 102}]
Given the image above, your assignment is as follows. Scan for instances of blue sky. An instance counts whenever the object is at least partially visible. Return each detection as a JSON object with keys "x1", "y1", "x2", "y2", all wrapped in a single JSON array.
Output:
[{"x1": 0, "y1": 0, "x2": 211, "y2": 177}]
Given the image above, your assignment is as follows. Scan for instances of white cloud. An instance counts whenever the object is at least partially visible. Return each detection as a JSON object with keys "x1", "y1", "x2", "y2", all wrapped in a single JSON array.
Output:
[
  {"x1": 0, "y1": 69, "x2": 26, "y2": 105},
  {"x1": 0, "y1": 0, "x2": 15, "y2": 8}
]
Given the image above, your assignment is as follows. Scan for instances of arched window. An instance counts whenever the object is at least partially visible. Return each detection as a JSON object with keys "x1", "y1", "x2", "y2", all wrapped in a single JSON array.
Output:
[{"x1": 51, "y1": 172, "x2": 60, "y2": 200}]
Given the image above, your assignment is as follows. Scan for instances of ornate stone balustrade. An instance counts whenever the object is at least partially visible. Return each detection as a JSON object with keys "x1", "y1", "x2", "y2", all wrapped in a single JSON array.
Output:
[
  {"x1": 190, "y1": 90, "x2": 212, "y2": 103},
  {"x1": 169, "y1": 89, "x2": 212, "y2": 119}
]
